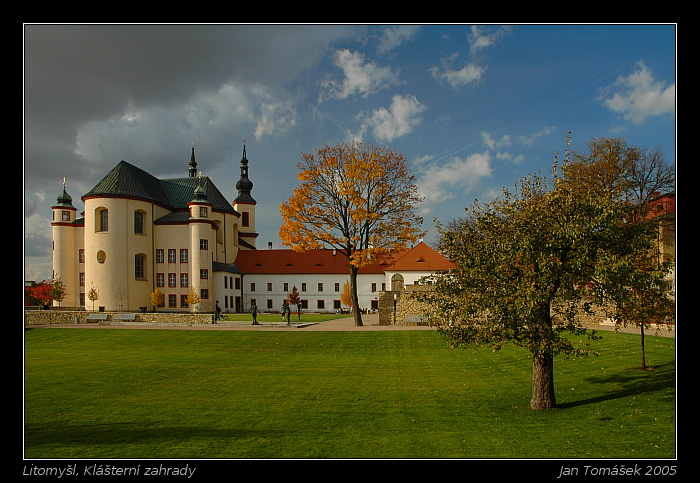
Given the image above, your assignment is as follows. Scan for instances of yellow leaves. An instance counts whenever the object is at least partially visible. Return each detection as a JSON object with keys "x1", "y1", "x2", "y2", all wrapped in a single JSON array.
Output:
[{"x1": 279, "y1": 141, "x2": 424, "y2": 259}]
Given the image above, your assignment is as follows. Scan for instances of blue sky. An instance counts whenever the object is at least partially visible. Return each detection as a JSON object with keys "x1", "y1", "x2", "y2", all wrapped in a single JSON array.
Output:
[{"x1": 24, "y1": 24, "x2": 676, "y2": 281}]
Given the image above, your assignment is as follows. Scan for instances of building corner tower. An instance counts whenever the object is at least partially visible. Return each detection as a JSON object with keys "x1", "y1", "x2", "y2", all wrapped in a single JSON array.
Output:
[
  {"x1": 51, "y1": 179, "x2": 80, "y2": 307},
  {"x1": 232, "y1": 144, "x2": 258, "y2": 249}
]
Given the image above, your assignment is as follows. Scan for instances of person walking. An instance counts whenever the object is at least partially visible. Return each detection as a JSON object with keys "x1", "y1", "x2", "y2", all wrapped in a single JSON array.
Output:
[
  {"x1": 283, "y1": 302, "x2": 291, "y2": 325},
  {"x1": 250, "y1": 302, "x2": 259, "y2": 325}
]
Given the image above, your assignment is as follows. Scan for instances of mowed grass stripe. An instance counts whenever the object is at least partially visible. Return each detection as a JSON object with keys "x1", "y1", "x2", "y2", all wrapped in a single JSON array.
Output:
[{"x1": 24, "y1": 328, "x2": 675, "y2": 459}]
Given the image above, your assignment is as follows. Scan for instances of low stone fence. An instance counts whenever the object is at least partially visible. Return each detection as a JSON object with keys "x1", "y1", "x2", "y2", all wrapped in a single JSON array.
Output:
[
  {"x1": 24, "y1": 310, "x2": 215, "y2": 326},
  {"x1": 378, "y1": 285, "x2": 612, "y2": 327}
]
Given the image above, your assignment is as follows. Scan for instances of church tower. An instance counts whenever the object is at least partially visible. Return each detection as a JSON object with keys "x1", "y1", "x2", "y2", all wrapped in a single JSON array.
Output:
[
  {"x1": 233, "y1": 144, "x2": 258, "y2": 249},
  {"x1": 51, "y1": 179, "x2": 80, "y2": 307},
  {"x1": 189, "y1": 142, "x2": 198, "y2": 177},
  {"x1": 187, "y1": 178, "x2": 214, "y2": 313}
]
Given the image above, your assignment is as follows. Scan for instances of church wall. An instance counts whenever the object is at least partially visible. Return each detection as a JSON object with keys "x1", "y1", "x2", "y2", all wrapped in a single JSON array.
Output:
[{"x1": 83, "y1": 197, "x2": 156, "y2": 311}]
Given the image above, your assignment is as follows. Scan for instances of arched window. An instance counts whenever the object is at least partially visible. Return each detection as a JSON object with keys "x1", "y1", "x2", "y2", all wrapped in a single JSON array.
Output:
[
  {"x1": 96, "y1": 208, "x2": 108, "y2": 232},
  {"x1": 391, "y1": 273, "x2": 404, "y2": 291},
  {"x1": 135, "y1": 254, "x2": 147, "y2": 280},
  {"x1": 134, "y1": 210, "x2": 145, "y2": 234}
]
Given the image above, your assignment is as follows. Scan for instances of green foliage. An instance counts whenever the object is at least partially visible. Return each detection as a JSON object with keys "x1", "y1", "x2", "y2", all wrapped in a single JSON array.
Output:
[{"x1": 424, "y1": 168, "x2": 672, "y2": 360}]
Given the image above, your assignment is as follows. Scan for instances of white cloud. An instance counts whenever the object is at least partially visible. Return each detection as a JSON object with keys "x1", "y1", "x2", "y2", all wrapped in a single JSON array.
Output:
[
  {"x1": 481, "y1": 131, "x2": 511, "y2": 151},
  {"x1": 376, "y1": 25, "x2": 421, "y2": 55},
  {"x1": 74, "y1": 82, "x2": 297, "y2": 170},
  {"x1": 430, "y1": 52, "x2": 485, "y2": 88},
  {"x1": 518, "y1": 126, "x2": 557, "y2": 146},
  {"x1": 320, "y1": 49, "x2": 401, "y2": 101},
  {"x1": 600, "y1": 60, "x2": 675, "y2": 124},
  {"x1": 468, "y1": 25, "x2": 513, "y2": 57},
  {"x1": 430, "y1": 26, "x2": 512, "y2": 89},
  {"x1": 24, "y1": 212, "x2": 52, "y2": 257},
  {"x1": 356, "y1": 94, "x2": 426, "y2": 142},
  {"x1": 416, "y1": 151, "x2": 493, "y2": 213}
]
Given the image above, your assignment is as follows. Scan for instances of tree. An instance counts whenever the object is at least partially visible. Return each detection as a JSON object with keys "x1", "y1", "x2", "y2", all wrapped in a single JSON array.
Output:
[
  {"x1": 288, "y1": 285, "x2": 301, "y2": 320},
  {"x1": 186, "y1": 289, "x2": 200, "y2": 313},
  {"x1": 87, "y1": 284, "x2": 100, "y2": 312},
  {"x1": 150, "y1": 288, "x2": 164, "y2": 312},
  {"x1": 279, "y1": 141, "x2": 424, "y2": 326},
  {"x1": 340, "y1": 281, "x2": 353, "y2": 311},
  {"x1": 423, "y1": 140, "x2": 672, "y2": 410},
  {"x1": 561, "y1": 136, "x2": 676, "y2": 369},
  {"x1": 25, "y1": 280, "x2": 52, "y2": 306},
  {"x1": 49, "y1": 277, "x2": 67, "y2": 308}
]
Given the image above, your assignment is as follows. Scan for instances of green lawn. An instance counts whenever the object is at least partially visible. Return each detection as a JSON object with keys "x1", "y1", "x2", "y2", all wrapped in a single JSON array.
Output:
[
  {"x1": 218, "y1": 313, "x2": 352, "y2": 323},
  {"x1": 23, "y1": 327, "x2": 675, "y2": 459}
]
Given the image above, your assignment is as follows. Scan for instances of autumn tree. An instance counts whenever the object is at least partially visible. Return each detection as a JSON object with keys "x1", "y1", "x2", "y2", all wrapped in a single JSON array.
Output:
[
  {"x1": 87, "y1": 284, "x2": 100, "y2": 312},
  {"x1": 280, "y1": 141, "x2": 424, "y2": 326},
  {"x1": 561, "y1": 136, "x2": 676, "y2": 369},
  {"x1": 49, "y1": 276, "x2": 67, "y2": 308},
  {"x1": 186, "y1": 289, "x2": 200, "y2": 313},
  {"x1": 340, "y1": 281, "x2": 353, "y2": 311},
  {"x1": 150, "y1": 288, "x2": 164, "y2": 312},
  {"x1": 289, "y1": 285, "x2": 301, "y2": 320},
  {"x1": 423, "y1": 139, "x2": 673, "y2": 410},
  {"x1": 25, "y1": 280, "x2": 52, "y2": 306}
]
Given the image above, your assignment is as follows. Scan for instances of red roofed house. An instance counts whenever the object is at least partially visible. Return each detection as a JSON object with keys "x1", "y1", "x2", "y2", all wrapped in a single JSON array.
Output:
[{"x1": 234, "y1": 241, "x2": 455, "y2": 314}]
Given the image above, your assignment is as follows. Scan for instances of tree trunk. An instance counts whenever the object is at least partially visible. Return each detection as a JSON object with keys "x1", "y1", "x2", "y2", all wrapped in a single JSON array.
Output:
[
  {"x1": 531, "y1": 353, "x2": 556, "y2": 410},
  {"x1": 640, "y1": 323, "x2": 647, "y2": 370},
  {"x1": 349, "y1": 265, "x2": 363, "y2": 326}
]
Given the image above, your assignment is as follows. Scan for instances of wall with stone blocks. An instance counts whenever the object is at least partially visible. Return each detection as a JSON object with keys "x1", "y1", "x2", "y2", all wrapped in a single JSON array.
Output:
[
  {"x1": 378, "y1": 286, "x2": 612, "y2": 327},
  {"x1": 24, "y1": 310, "x2": 214, "y2": 326},
  {"x1": 378, "y1": 285, "x2": 434, "y2": 326}
]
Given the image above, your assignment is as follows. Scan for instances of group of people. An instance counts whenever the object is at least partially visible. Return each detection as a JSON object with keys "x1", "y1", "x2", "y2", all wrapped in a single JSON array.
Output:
[{"x1": 214, "y1": 300, "x2": 295, "y2": 325}]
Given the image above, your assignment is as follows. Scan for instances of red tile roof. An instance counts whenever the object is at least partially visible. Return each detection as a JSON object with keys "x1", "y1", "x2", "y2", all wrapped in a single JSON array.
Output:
[
  {"x1": 385, "y1": 242, "x2": 456, "y2": 272},
  {"x1": 234, "y1": 242, "x2": 455, "y2": 275},
  {"x1": 234, "y1": 249, "x2": 392, "y2": 274}
]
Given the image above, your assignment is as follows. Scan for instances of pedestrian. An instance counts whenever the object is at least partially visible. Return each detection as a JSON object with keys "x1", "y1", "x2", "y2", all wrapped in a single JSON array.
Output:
[
  {"x1": 284, "y1": 303, "x2": 291, "y2": 325},
  {"x1": 215, "y1": 301, "x2": 221, "y2": 323},
  {"x1": 251, "y1": 302, "x2": 259, "y2": 325}
]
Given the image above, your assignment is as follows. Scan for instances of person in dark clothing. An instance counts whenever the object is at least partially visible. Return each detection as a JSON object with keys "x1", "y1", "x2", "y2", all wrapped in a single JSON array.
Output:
[{"x1": 250, "y1": 302, "x2": 259, "y2": 325}]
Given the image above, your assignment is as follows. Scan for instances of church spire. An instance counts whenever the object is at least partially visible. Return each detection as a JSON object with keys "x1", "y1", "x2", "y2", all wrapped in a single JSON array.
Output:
[
  {"x1": 188, "y1": 142, "x2": 197, "y2": 177},
  {"x1": 235, "y1": 142, "x2": 255, "y2": 203},
  {"x1": 55, "y1": 177, "x2": 74, "y2": 208}
]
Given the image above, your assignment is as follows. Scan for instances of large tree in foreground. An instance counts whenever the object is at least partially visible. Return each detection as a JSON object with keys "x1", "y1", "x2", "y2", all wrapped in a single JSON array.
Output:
[
  {"x1": 423, "y1": 139, "x2": 674, "y2": 409},
  {"x1": 280, "y1": 141, "x2": 424, "y2": 326}
]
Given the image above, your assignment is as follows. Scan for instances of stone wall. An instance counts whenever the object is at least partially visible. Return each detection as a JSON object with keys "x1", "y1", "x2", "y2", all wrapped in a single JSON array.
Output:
[
  {"x1": 378, "y1": 286, "x2": 612, "y2": 327},
  {"x1": 378, "y1": 285, "x2": 435, "y2": 326},
  {"x1": 24, "y1": 310, "x2": 214, "y2": 326}
]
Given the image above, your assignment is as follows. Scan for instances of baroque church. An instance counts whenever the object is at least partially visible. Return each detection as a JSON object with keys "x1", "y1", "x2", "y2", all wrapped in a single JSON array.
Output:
[{"x1": 51, "y1": 145, "x2": 456, "y2": 314}]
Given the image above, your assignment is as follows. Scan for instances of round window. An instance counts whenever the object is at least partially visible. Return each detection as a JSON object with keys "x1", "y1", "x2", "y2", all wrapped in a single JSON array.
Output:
[{"x1": 97, "y1": 250, "x2": 106, "y2": 263}]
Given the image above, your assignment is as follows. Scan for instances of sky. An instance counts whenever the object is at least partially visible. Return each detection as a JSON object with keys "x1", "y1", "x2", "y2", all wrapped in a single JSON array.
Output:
[{"x1": 24, "y1": 24, "x2": 676, "y2": 282}]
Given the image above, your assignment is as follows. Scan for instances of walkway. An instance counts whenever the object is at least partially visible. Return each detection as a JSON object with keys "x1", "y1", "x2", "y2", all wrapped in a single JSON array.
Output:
[{"x1": 27, "y1": 312, "x2": 674, "y2": 337}]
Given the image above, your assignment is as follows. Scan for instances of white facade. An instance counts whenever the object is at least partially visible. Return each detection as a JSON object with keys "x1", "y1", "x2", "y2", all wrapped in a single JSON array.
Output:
[{"x1": 239, "y1": 272, "x2": 386, "y2": 314}]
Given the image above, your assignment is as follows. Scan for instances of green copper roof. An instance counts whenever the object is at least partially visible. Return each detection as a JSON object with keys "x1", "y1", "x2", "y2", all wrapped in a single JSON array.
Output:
[{"x1": 83, "y1": 160, "x2": 235, "y2": 213}]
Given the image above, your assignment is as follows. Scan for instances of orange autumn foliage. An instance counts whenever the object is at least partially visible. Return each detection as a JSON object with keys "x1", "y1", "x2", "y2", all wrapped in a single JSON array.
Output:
[{"x1": 279, "y1": 141, "x2": 425, "y2": 266}]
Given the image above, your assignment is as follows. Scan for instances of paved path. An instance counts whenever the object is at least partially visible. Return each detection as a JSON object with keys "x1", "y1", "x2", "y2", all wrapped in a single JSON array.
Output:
[{"x1": 27, "y1": 312, "x2": 674, "y2": 337}]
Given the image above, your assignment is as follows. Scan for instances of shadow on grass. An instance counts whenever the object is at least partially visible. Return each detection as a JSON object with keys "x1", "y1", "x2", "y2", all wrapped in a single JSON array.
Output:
[
  {"x1": 25, "y1": 422, "x2": 275, "y2": 452},
  {"x1": 557, "y1": 362, "x2": 675, "y2": 409}
]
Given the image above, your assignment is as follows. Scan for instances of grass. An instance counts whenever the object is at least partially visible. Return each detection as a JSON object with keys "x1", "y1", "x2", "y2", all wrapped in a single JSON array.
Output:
[
  {"x1": 23, "y1": 327, "x2": 675, "y2": 459},
  {"x1": 218, "y1": 313, "x2": 352, "y2": 323}
]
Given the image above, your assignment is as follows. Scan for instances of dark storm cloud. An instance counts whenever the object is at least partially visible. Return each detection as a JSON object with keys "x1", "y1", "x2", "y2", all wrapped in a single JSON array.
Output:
[{"x1": 24, "y1": 24, "x2": 362, "y2": 194}]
